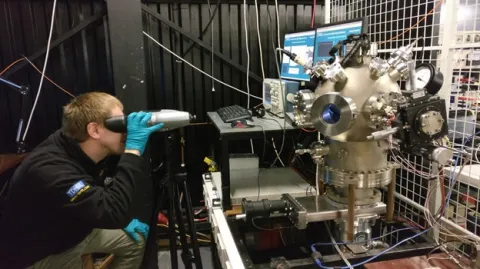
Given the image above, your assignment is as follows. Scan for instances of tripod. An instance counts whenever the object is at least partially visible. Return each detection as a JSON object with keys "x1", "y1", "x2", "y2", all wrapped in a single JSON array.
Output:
[{"x1": 162, "y1": 132, "x2": 203, "y2": 269}]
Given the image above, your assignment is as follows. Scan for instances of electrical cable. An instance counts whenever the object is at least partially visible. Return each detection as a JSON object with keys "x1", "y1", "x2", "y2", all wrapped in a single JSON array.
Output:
[
  {"x1": 255, "y1": 117, "x2": 286, "y2": 167},
  {"x1": 312, "y1": 155, "x2": 470, "y2": 269},
  {"x1": 143, "y1": 31, "x2": 262, "y2": 101},
  {"x1": 312, "y1": 227, "x2": 417, "y2": 246},
  {"x1": 475, "y1": 143, "x2": 480, "y2": 163},
  {"x1": 181, "y1": 0, "x2": 220, "y2": 57},
  {"x1": 242, "y1": 1, "x2": 255, "y2": 154},
  {"x1": 206, "y1": 0, "x2": 215, "y2": 92},
  {"x1": 271, "y1": 137, "x2": 285, "y2": 167},
  {"x1": 0, "y1": 77, "x2": 22, "y2": 90},
  {"x1": 423, "y1": 158, "x2": 477, "y2": 243},
  {"x1": 248, "y1": 125, "x2": 267, "y2": 201},
  {"x1": 251, "y1": 216, "x2": 296, "y2": 231},
  {"x1": 312, "y1": 228, "x2": 431, "y2": 269},
  {"x1": 0, "y1": 58, "x2": 24, "y2": 76},
  {"x1": 463, "y1": 130, "x2": 480, "y2": 146},
  {"x1": 23, "y1": 56, "x2": 74, "y2": 98},
  {"x1": 310, "y1": 0, "x2": 317, "y2": 28},
  {"x1": 426, "y1": 256, "x2": 450, "y2": 267},
  {"x1": 324, "y1": 222, "x2": 353, "y2": 269},
  {"x1": 265, "y1": 0, "x2": 281, "y2": 85},
  {"x1": 22, "y1": 0, "x2": 58, "y2": 142},
  {"x1": 378, "y1": 0, "x2": 443, "y2": 45},
  {"x1": 259, "y1": 117, "x2": 283, "y2": 129},
  {"x1": 254, "y1": 0, "x2": 266, "y2": 80},
  {"x1": 250, "y1": 124, "x2": 266, "y2": 201},
  {"x1": 0, "y1": 57, "x2": 74, "y2": 98},
  {"x1": 272, "y1": 0, "x2": 287, "y2": 167},
  {"x1": 425, "y1": 155, "x2": 479, "y2": 245},
  {"x1": 274, "y1": 0, "x2": 281, "y2": 64},
  {"x1": 426, "y1": 241, "x2": 463, "y2": 259},
  {"x1": 157, "y1": 223, "x2": 211, "y2": 243},
  {"x1": 243, "y1": 0, "x2": 251, "y2": 109}
]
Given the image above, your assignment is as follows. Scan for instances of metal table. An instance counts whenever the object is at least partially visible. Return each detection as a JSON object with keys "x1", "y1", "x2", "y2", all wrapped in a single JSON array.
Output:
[{"x1": 207, "y1": 111, "x2": 296, "y2": 210}]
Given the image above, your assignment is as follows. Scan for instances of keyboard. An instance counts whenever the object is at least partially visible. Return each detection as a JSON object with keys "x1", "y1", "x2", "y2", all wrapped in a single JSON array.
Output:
[{"x1": 216, "y1": 105, "x2": 251, "y2": 123}]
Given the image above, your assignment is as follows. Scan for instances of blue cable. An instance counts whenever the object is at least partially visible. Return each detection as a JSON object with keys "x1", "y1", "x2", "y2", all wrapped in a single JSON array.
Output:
[
  {"x1": 443, "y1": 157, "x2": 459, "y2": 211},
  {"x1": 0, "y1": 77, "x2": 22, "y2": 90},
  {"x1": 463, "y1": 130, "x2": 480, "y2": 146},
  {"x1": 311, "y1": 160, "x2": 460, "y2": 268},
  {"x1": 312, "y1": 227, "x2": 416, "y2": 246},
  {"x1": 311, "y1": 228, "x2": 431, "y2": 269}
]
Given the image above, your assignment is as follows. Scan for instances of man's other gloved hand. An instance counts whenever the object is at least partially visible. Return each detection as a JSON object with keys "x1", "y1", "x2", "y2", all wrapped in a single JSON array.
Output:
[
  {"x1": 124, "y1": 219, "x2": 149, "y2": 242},
  {"x1": 125, "y1": 112, "x2": 164, "y2": 155}
]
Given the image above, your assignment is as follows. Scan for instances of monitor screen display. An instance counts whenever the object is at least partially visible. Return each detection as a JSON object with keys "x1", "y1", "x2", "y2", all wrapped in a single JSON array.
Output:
[
  {"x1": 313, "y1": 20, "x2": 363, "y2": 64},
  {"x1": 280, "y1": 30, "x2": 316, "y2": 82}
]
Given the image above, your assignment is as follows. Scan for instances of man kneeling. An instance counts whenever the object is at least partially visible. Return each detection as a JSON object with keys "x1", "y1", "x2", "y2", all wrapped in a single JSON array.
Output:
[{"x1": 0, "y1": 92, "x2": 163, "y2": 269}]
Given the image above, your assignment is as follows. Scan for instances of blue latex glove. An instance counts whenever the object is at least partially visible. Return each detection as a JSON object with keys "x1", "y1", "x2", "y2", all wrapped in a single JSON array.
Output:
[
  {"x1": 124, "y1": 219, "x2": 149, "y2": 242},
  {"x1": 125, "y1": 112, "x2": 164, "y2": 155}
]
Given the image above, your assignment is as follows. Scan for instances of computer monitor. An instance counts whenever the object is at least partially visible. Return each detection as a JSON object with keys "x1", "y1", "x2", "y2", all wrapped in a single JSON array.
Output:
[
  {"x1": 313, "y1": 18, "x2": 366, "y2": 64},
  {"x1": 280, "y1": 30, "x2": 316, "y2": 81}
]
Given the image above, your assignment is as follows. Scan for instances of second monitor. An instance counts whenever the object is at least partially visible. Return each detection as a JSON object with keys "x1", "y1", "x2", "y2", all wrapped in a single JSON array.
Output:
[{"x1": 314, "y1": 19, "x2": 366, "y2": 64}]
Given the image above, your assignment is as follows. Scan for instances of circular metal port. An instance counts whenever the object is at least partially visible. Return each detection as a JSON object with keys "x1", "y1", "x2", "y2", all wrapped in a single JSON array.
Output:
[{"x1": 311, "y1": 92, "x2": 357, "y2": 136}]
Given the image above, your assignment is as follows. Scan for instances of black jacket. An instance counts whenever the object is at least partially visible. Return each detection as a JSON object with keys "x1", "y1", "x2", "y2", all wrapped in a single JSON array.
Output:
[{"x1": 0, "y1": 130, "x2": 143, "y2": 269}]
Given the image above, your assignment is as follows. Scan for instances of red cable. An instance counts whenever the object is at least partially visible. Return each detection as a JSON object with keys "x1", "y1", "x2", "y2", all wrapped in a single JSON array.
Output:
[
  {"x1": 310, "y1": 0, "x2": 317, "y2": 28},
  {"x1": 302, "y1": 128, "x2": 317, "y2": 133}
]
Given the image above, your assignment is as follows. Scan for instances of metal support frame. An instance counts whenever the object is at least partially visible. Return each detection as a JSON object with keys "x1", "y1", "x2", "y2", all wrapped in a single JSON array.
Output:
[
  {"x1": 347, "y1": 184, "x2": 355, "y2": 241},
  {"x1": 105, "y1": 1, "x2": 154, "y2": 269},
  {"x1": 106, "y1": 0, "x2": 148, "y2": 112},
  {"x1": 429, "y1": 162, "x2": 442, "y2": 243},
  {"x1": 386, "y1": 170, "x2": 396, "y2": 221},
  {"x1": 324, "y1": 0, "x2": 331, "y2": 24},
  {"x1": 143, "y1": 0, "x2": 322, "y2": 4},
  {"x1": 141, "y1": 4, "x2": 263, "y2": 84},
  {"x1": 438, "y1": 0, "x2": 458, "y2": 106},
  {"x1": 2, "y1": 12, "x2": 106, "y2": 79}
]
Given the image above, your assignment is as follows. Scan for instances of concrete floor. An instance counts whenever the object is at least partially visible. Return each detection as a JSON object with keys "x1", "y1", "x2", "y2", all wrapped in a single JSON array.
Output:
[{"x1": 157, "y1": 247, "x2": 214, "y2": 269}]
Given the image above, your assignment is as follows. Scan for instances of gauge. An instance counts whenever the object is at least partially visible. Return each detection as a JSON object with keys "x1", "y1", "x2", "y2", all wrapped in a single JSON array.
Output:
[
  {"x1": 415, "y1": 66, "x2": 431, "y2": 89},
  {"x1": 413, "y1": 63, "x2": 444, "y2": 95}
]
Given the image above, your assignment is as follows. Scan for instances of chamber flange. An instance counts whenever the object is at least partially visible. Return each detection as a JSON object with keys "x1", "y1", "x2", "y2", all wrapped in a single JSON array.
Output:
[
  {"x1": 311, "y1": 92, "x2": 357, "y2": 136},
  {"x1": 326, "y1": 187, "x2": 382, "y2": 206},
  {"x1": 321, "y1": 162, "x2": 398, "y2": 188}
]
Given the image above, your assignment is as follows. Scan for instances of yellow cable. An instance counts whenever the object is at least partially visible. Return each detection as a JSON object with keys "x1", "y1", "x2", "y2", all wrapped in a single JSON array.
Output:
[
  {"x1": 157, "y1": 224, "x2": 211, "y2": 243},
  {"x1": 378, "y1": 0, "x2": 444, "y2": 45}
]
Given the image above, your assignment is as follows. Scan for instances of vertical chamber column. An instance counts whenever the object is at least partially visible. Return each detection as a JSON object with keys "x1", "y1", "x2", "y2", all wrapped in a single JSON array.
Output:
[{"x1": 309, "y1": 57, "x2": 402, "y2": 242}]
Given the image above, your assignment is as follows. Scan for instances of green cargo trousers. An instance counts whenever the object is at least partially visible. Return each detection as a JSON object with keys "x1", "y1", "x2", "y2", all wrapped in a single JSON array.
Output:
[{"x1": 27, "y1": 229, "x2": 145, "y2": 269}]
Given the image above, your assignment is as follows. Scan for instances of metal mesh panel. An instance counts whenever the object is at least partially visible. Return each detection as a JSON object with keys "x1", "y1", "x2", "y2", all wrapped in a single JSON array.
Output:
[
  {"x1": 331, "y1": 0, "x2": 442, "y2": 51},
  {"x1": 330, "y1": 0, "x2": 480, "y2": 258},
  {"x1": 329, "y1": 0, "x2": 443, "y2": 225},
  {"x1": 441, "y1": 0, "x2": 480, "y2": 255}
]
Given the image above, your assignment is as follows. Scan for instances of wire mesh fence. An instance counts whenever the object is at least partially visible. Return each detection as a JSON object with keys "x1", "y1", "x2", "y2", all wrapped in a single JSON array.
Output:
[{"x1": 329, "y1": 0, "x2": 480, "y2": 260}]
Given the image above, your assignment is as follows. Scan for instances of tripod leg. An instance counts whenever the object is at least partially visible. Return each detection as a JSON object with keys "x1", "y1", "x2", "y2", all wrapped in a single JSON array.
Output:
[
  {"x1": 181, "y1": 178, "x2": 203, "y2": 269},
  {"x1": 174, "y1": 185, "x2": 193, "y2": 269},
  {"x1": 167, "y1": 182, "x2": 178, "y2": 269}
]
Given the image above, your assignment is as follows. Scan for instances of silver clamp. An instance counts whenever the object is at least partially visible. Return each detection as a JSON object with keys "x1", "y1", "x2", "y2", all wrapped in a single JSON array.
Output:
[
  {"x1": 369, "y1": 57, "x2": 389, "y2": 79},
  {"x1": 310, "y1": 60, "x2": 330, "y2": 79},
  {"x1": 325, "y1": 62, "x2": 347, "y2": 83}
]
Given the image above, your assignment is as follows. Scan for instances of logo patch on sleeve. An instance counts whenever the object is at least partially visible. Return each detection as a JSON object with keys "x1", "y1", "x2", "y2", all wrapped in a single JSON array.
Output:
[{"x1": 66, "y1": 181, "x2": 90, "y2": 201}]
